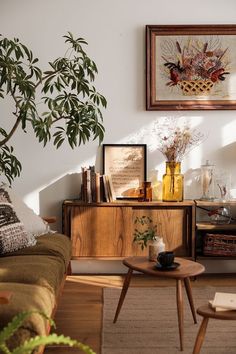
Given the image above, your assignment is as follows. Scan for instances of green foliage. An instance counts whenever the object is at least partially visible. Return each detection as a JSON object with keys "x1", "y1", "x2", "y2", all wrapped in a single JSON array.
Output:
[
  {"x1": 0, "y1": 32, "x2": 107, "y2": 183},
  {"x1": 133, "y1": 216, "x2": 158, "y2": 250},
  {"x1": 0, "y1": 144, "x2": 22, "y2": 185},
  {"x1": 0, "y1": 311, "x2": 96, "y2": 354}
]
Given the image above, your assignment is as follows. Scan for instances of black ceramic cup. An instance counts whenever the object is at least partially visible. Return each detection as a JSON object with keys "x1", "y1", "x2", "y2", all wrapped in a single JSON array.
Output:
[{"x1": 157, "y1": 251, "x2": 174, "y2": 267}]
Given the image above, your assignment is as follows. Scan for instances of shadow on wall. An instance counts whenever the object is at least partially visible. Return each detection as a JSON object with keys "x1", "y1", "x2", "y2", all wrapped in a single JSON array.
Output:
[
  {"x1": 38, "y1": 146, "x2": 103, "y2": 233},
  {"x1": 184, "y1": 168, "x2": 201, "y2": 200},
  {"x1": 37, "y1": 141, "x2": 236, "y2": 233},
  {"x1": 185, "y1": 141, "x2": 236, "y2": 200},
  {"x1": 213, "y1": 141, "x2": 236, "y2": 183},
  {"x1": 39, "y1": 173, "x2": 82, "y2": 233}
]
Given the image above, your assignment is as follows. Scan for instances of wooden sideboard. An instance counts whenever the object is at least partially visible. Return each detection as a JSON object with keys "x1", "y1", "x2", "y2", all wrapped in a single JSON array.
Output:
[{"x1": 62, "y1": 200, "x2": 195, "y2": 259}]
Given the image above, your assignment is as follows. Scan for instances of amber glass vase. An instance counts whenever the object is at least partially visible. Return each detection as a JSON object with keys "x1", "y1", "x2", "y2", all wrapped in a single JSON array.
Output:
[{"x1": 162, "y1": 161, "x2": 184, "y2": 202}]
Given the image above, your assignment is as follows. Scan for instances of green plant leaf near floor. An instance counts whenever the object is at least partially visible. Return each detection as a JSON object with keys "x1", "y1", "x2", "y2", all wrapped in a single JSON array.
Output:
[
  {"x1": 0, "y1": 32, "x2": 107, "y2": 184},
  {"x1": 0, "y1": 311, "x2": 96, "y2": 354}
]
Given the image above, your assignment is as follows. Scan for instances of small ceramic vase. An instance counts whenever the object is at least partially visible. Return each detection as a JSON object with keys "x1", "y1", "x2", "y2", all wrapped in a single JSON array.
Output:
[{"x1": 148, "y1": 237, "x2": 165, "y2": 261}]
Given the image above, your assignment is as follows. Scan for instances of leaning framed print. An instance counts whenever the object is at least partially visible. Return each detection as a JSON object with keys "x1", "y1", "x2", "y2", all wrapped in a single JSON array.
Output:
[
  {"x1": 146, "y1": 24, "x2": 236, "y2": 110},
  {"x1": 103, "y1": 144, "x2": 147, "y2": 199}
]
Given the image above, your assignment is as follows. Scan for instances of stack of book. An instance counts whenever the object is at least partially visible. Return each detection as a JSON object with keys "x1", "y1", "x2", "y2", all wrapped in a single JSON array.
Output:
[
  {"x1": 81, "y1": 166, "x2": 116, "y2": 203},
  {"x1": 209, "y1": 292, "x2": 236, "y2": 312}
]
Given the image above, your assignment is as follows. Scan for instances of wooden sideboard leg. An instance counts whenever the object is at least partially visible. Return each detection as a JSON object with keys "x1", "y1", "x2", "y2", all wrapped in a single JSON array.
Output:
[
  {"x1": 113, "y1": 268, "x2": 133, "y2": 323},
  {"x1": 192, "y1": 317, "x2": 209, "y2": 354}
]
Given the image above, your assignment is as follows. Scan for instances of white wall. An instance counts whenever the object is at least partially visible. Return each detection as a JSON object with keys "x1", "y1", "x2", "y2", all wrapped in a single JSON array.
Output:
[{"x1": 1, "y1": 0, "x2": 236, "y2": 231}]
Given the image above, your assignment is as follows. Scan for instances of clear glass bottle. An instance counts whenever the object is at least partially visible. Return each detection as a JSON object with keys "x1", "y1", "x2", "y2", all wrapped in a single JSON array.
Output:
[
  {"x1": 214, "y1": 169, "x2": 231, "y2": 202},
  {"x1": 162, "y1": 161, "x2": 183, "y2": 202},
  {"x1": 200, "y1": 160, "x2": 215, "y2": 200}
]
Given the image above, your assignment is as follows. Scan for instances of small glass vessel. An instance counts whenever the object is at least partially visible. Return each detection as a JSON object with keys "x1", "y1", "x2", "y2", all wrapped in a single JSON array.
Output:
[
  {"x1": 209, "y1": 206, "x2": 231, "y2": 225},
  {"x1": 149, "y1": 170, "x2": 160, "y2": 201},
  {"x1": 214, "y1": 169, "x2": 231, "y2": 202},
  {"x1": 139, "y1": 181, "x2": 152, "y2": 202},
  {"x1": 162, "y1": 161, "x2": 183, "y2": 202},
  {"x1": 200, "y1": 160, "x2": 215, "y2": 200}
]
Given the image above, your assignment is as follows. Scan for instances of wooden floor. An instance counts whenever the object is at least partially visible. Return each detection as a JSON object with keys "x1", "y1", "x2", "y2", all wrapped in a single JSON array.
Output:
[{"x1": 44, "y1": 274, "x2": 236, "y2": 354}]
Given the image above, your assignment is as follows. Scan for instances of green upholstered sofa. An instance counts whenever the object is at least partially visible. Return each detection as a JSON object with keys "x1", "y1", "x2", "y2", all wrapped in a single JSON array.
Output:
[{"x1": 0, "y1": 232, "x2": 71, "y2": 350}]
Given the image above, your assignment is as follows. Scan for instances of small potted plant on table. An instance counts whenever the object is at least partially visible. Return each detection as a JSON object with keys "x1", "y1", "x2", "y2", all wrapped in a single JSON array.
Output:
[{"x1": 133, "y1": 216, "x2": 165, "y2": 261}]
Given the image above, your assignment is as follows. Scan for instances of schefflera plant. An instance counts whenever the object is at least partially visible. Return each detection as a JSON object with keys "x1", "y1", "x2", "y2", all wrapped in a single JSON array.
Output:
[{"x1": 0, "y1": 32, "x2": 107, "y2": 184}]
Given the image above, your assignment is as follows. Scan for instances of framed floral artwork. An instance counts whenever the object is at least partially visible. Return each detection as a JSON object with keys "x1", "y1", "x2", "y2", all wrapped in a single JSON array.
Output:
[{"x1": 146, "y1": 25, "x2": 236, "y2": 110}]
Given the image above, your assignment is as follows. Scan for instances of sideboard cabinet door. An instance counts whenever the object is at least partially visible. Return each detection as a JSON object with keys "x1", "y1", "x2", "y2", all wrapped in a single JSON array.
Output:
[
  {"x1": 62, "y1": 202, "x2": 194, "y2": 259},
  {"x1": 69, "y1": 205, "x2": 144, "y2": 257},
  {"x1": 132, "y1": 207, "x2": 190, "y2": 256}
]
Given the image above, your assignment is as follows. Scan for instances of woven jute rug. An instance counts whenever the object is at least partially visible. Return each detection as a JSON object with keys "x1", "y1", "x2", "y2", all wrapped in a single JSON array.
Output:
[{"x1": 102, "y1": 286, "x2": 236, "y2": 354}]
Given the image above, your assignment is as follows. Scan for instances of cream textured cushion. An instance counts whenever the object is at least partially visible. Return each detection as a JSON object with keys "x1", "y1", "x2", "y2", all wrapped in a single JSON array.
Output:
[
  {"x1": 0, "y1": 201, "x2": 36, "y2": 254},
  {"x1": 1, "y1": 185, "x2": 50, "y2": 238}
]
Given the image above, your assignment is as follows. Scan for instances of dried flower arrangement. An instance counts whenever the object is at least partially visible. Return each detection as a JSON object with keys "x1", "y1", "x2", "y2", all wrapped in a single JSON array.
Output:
[
  {"x1": 152, "y1": 118, "x2": 204, "y2": 162},
  {"x1": 162, "y1": 37, "x2": 230, "y2": 88}
]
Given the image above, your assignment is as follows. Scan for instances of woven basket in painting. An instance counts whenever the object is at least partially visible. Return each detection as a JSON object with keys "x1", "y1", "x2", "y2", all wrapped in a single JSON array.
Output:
[
  {"x1": 203, "y1": 233, "x2": 236, "y2": 256},
  {"x1": 178, "y1": 80, "x2": 214, "y2": 96}
]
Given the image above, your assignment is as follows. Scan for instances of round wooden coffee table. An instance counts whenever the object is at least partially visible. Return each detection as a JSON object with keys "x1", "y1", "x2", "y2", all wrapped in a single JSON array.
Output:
[
  {"x1": 193, "y1": 305, "x2": 236, "y2": 354},
  {"x1": 113, "y1": 256, "x2": 205, "y2": 351}
]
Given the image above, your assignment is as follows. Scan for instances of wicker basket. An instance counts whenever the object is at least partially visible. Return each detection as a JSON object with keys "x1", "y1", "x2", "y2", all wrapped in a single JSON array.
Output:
[
  {"x1": 203, "y1": 233, "x2": 236, "y2": 256},
  {"x1": 178, "y1": 80, "x2": 214, "y2": 96}
]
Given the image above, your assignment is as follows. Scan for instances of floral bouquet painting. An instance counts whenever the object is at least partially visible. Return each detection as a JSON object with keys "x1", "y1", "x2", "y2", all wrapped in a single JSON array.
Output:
[
  {"x1": 147, "y1": 25, "x2": 236, "y2": 110},
  {"x1": 161, "y1": 36, "x2": 230, "y2": 96}
]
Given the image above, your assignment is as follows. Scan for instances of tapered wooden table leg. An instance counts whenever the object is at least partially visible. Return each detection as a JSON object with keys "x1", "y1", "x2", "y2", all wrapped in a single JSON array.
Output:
[
  {"x1": 116, "y1": 257, "x2": 205, "y2": 351},
  {"x1": 176, "y1": 279, "x2": 184, "y2": 351},
  {"x1": 184, "y1": 277, "x2": 197, "y2": 324},
  {"x1": 113, "y1": 268, "x2": 133, "y2": 323},
  {"x1": 192, "y1": 317, "x2": 209, "y2": 354}
]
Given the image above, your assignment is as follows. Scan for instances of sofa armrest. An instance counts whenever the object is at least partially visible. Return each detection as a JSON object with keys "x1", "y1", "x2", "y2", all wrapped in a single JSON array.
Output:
[{"x1": 42, "y1": 216, "x2": 57, "y2": 224}]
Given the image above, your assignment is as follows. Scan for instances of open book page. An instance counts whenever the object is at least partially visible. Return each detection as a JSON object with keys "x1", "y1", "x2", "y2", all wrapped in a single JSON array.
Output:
[
  {"x1": 212, "y1": 292, "x2": 236, "y2": 311},
  {"x1": 208, "y1": 300, "x2": 232, "y2": 312}
]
